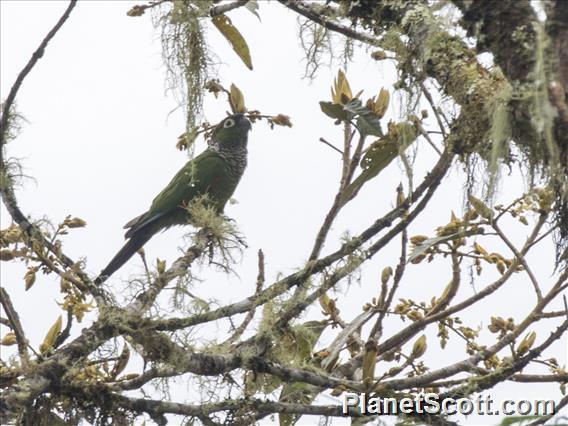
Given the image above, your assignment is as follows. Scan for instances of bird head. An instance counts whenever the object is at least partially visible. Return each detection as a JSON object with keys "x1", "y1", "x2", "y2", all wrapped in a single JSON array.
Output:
[{"x1": 212, "y1": 113, "x2": 251, "y2": 148}]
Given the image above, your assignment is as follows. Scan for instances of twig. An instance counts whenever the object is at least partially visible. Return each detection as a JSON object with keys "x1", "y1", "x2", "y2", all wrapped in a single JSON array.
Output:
[
  {"x1": 492, "y1": 221, "x2": 543, "y2": 301},
  {"x1": 525, "y1": 393, "x2": 568, "y2": 426},
  {"x1": 309, "y1": 127, "x2": 356, "y2": 264},
  {"x1": 110, "y1": 393, "x2": 364, "y2": 419},
  {"x1": 0, "y1": 288, "x2": 30, "y2": 368},
  {"x1": 0, "y1": 0, "x2": 77, "y2": 147},
  {"x1": 419, "y1": 80, "x2": 448, "y2": 138},
  {"x1": 0, "y1": 0, "x2": 106, "y2": 304},
  {"x1": 210, "y1": 0, "x2": 249, "y2": 17},
  {"x1": 127, "y1": 0, "x2": 170, "y2": 16},
  {"x1": 539, "y1": 310, "x2": 568, "y2": 319},
  {"x1": 344, "y1": 133, "x2": 366, "y2": 188},
  {"x1": 527, "y1": 225, "x2": 556, "y2": 249},
  {"x1": 0, "y1": 0, "x2": 103, "y2": 301},
  {"x1": 416, "y1": 122, "x2": 442, "y2": 155},
  {"x1": 222, "y1": 249, "x2": 265, "y2": 345},
  {"x1": 512, "y1": 373, "x2": 568, "y2": 383},
  {"x1": 139, "y1": 249, "x2": 152, "y2": 284},
  {"x1": 278, "y1": 0, "x2": 380, "y2": 47},
  {"x1": 111, "y1": 365, "x2": 180, "y2": 391},
  {"x1": 319, "y1": 137, "x2": 343, "y2": 155},
  {"x1": 274, "y1": 153, "x2": 452, "y2": 332},
  {"x1": 320, "y1": 310, "x2": 374, "y2": 371},
  {"x1": 126, "y1": 234, "x2": 208, "y2": 315},
  {"x1": 289, "y1": 125, "x2": 358, "y2": 304},
  {"x1": 340, "y1": 124, "x2": 355, "y2": 190},
  {"x1": 392, "y1": 252, "x2": 567, "y2": 393},
  {"x1": 438, "y1": 316, "x2": 568, "y2": 400},
  {"x1": 336, "y1": 213, "x2": 549, "y2": 381},
  {"x1": 151, "y1": 149, "x2": 455, "y2": 333},
  {"x1": 371, "y1": 185, "x2": 409, "y2": 340}
]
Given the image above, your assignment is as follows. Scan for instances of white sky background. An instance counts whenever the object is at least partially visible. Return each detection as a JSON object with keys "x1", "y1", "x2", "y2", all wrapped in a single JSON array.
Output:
[{"x1": 0, "y1": 1, "x2": 566, "y2": 425}]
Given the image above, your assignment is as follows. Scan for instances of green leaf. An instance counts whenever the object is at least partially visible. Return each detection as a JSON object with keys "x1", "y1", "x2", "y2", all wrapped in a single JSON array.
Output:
[
  {"x1": 212, "y1": 14, "x2": 253, "y2": 70},
  {"x1": 356, "y1": 114, "x2": 383, "y2": 137},
  {"x1": 319, "y1": 101, "x2": 352, "y2": 121},
  {"x1": 342, "y1": 98, "x2": 370, "y2": 116},
  {"x1": 340, "y1": 122, "x2": 418, "y2": 205},
  {"x1": 320, "y1": 99, "x2": 383, "y2": 136},
  {"x1": 343, "y1": 99, "x2": 383, "y2": 136}
]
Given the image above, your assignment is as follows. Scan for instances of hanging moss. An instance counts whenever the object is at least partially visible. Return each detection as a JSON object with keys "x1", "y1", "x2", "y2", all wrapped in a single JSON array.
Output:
[{"x1": 153, "y1": 1, "x2": 212, "y2": 151}]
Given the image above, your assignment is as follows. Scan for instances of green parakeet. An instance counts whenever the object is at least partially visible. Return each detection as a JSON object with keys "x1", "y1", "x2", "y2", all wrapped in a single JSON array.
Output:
[{"x1": 95, "y1": 113, "x2": 251, "y2": 284}]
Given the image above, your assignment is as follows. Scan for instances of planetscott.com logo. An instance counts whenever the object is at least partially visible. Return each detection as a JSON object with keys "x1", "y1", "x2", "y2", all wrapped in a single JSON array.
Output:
[{"x1": 342, "y1": 393, "x2": 556, "y2": 416}]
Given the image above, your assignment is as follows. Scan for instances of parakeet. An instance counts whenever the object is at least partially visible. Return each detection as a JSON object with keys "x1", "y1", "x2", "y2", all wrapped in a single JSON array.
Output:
[{"x1": 95, "y1": 113, "x2": 251, "y2": 284}]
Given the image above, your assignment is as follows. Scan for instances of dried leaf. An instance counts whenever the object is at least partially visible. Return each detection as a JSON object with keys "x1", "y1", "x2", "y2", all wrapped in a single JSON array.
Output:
[
  {"x1": 1, "y1": 332, "x2": 17, "y2": 346},
  {"x1": 126, "y1": 5, "x2": 146, "y2": 17},
  {"x1": 0, "y1": 249, "x2": 15, "y2": 261},
  {"x1": 473, "y1": 242, "x2": 488, "y2": 256},
  {"x1": 271, "y1": 114, "x2": 293, "y2": 127},
  {"x1": 331, "y1": 70, "x2": 352, "y2": 104},
  {"x1": 362, "y1": 339, "x2": 378, "y2": 386},
  {"x1": 24, "y1": 267, "x2": 37, "y2": 291},
  {"x1": 371, "y1": 50, "x2": 387, "y2": 60},
  {"x1": 468, "y1": 195, "x2": 494, "y2": 220},
  {"x1": 64, "y1": 217, "x2": 87, "y2": 228},
  {"x1": 212, "y1": 15, "x2": 253, "y2": 70},
  {"x1": 319, "y1": 293, "x2": 338, "y2": 316},
  {"x1": 156, "y1": 258, "x2": 166, "y2": 274},
  {"x1": 373, "y1": 88, "x2": 390, "y2": 118},
  {"x1": 40, "y1": 315, "x2": 62, "y2": 354},
  {"x1": 516, "y1": 331, "x2": 536, "y2": 355},
  {"x1": 410, "y1": 335, "x2": 427, "y2": 359}
]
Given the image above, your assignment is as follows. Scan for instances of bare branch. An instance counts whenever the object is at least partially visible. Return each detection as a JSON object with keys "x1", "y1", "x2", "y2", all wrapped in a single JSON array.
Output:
[
  {"x1": 222, "y1": 249, "x2": 265, "y2": 345},
  {"x1": 319, "y1": 137, "x2": 343, "y2": 155},
  {"x1": 210, "y1": 0, "x2": 249, "y2": 17},
  {"x1": 0, "y1": 288, "x2": 30, "y2": 368},
  {"x1": 492, "y1": 221, "x2": 543, "y2": 301},
  {"x1": 0, "y1": 0, "x2": 77, "y2": 146},
  {"x1": 278, "y1": 0, "x2": 380, "y2": 46}
]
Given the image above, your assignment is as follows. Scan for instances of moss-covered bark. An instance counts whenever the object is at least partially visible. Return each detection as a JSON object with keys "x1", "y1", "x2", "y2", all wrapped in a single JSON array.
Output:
[
  {"x1": 343, "y1": 0, "x2": 509, "y2": 157},
  {"x1": 341, "y1": 0, "x2": 567, "y2": 258},
  {"x1": 455, "y1": 0, "x2": 537, "y2": 82}
]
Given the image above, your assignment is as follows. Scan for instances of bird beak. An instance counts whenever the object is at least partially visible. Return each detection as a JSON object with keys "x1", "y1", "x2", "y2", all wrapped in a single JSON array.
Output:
[{"x1": 244, "y1": 118, "x2": 252, "y2": 132}]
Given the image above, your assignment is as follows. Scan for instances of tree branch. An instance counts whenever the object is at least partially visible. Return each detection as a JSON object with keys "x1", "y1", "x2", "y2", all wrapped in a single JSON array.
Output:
[
  {"x1": 0, "y1": 0, "x2": 77, "y2": 146},
  {"x1": 0, "y1": 288, "x2": 30, "y2": 368}
]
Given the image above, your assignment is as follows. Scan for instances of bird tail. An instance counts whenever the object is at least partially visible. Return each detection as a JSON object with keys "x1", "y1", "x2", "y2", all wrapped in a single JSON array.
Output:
[{"x1": 95, "y1": 231, "x2": 152, "y2": 285}]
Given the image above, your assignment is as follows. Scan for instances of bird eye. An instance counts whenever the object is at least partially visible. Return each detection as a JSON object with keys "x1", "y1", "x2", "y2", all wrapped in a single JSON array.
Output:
[{"x1": 223, "y1": 118, "x2": 235, "y2": 128}]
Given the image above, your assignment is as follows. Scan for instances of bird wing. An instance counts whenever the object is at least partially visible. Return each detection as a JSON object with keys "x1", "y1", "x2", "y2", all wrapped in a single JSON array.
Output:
[{"x1": 123, "y1": 150, "x2": 227, "y2": 238}]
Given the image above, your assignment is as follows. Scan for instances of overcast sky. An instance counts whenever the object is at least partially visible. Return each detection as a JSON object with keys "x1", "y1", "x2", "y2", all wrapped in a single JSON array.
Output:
[{"x1": 1, "y1": 2, "x2": 565, "y2": 425}]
